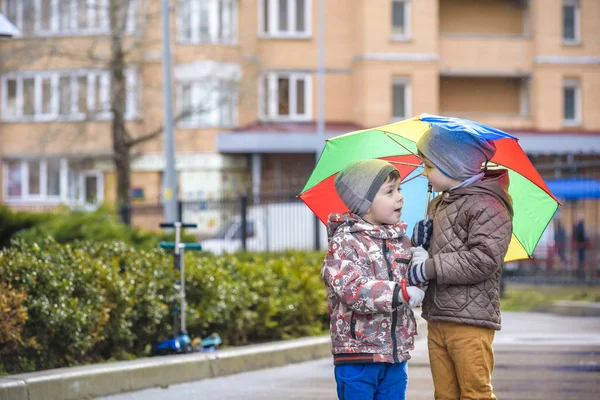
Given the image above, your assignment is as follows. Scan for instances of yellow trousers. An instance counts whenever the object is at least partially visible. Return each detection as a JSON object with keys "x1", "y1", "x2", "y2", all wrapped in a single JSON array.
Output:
[{"x1": 427, "y1": 320, "x2": 497, "y2": 400}]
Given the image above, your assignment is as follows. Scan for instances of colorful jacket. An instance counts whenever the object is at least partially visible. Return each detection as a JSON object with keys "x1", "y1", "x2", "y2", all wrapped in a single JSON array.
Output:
[
  {"x1": 322, "y1": 213, "x2": 418, "y2": 364},
  {"x1": 423, "y1": 169, "x2": 513, "y2": 330}
]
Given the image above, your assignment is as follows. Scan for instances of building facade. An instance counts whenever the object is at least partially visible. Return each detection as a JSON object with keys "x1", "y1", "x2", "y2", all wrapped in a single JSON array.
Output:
[{"x1": 0, "y1": 0, "x2": 599, "y2": 233}]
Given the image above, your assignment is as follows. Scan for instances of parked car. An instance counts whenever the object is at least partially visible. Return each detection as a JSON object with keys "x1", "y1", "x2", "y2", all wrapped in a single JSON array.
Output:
[{"x1": 200, "y1": 202, "x2": 328, "y2": 255}]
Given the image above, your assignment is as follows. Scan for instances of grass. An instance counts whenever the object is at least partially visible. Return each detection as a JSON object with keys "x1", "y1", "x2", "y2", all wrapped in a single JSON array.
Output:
[{"x1": 501, "y1": 283, "x2": 600, "y2": 312}]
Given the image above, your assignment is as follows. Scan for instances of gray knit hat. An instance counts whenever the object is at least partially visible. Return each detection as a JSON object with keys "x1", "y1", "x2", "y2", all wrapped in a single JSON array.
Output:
[
  {"x1": 417, "y1": 125, "x2": 496, "y2": 181},
  {"x1": 334, "y1": 160, "x2": 396, "y2": 216}
]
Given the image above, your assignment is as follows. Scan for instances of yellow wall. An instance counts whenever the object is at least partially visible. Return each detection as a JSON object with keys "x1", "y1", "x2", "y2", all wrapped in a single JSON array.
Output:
[
  {"x1": 532, "y1": 65, "x2": 600, "y2": 131},
  {"x1": 358, "y1": 0, "x2": 439, "y2": 54},
  {"x1": 1, "y1": 0, "x2": 600, "y2": 206},
  {"x1": 354, "y1": 61, "x2": 438, "y2": 128},
  {"x1": 532, "y1": 0, "x2": 600, "y2": 57},
  {"x1": 440, "y1": 77, "x2": 521, "y2": 114}
]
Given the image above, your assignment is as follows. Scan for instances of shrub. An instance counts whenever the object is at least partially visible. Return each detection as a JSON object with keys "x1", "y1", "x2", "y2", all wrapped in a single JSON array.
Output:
[
  {"x1": 0, "y1": 205, "x2": 51, "y2": 248},
  {"x1": 0, "y1": 241, "x2": 328, "y2": 373},
  {"x1": 7, "y1": 206, "x2": 195, "y2": 250},
  {"x1": 0, "y1": 239, "x2": 176, "y2": 373},
  {"x1": 184, "y1": 251, "x2": 328, "y2": 345}
]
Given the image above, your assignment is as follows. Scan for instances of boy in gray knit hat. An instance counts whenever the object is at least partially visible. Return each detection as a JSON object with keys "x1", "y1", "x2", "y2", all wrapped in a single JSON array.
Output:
[
  {"x1": 322, "y1": 159, "x2": 425, "y2": 400},
  {"x1": 407, "y1": 125, "x2": 513, "y2": 400}
]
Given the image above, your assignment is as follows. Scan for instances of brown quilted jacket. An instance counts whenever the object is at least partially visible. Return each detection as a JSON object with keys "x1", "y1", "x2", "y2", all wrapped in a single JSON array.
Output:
[{"x1": 422, "y1": 169, "x2": 513, "y2": 330}]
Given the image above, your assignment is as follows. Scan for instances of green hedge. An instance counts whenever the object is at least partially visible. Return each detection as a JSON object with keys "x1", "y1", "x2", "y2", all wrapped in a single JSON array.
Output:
[
  {"x1": 0, "y1": 240, "x2": 328, "y2": 374},
  {"x1": 0, "y1": 205, "x2": 196, "y2": 250}
]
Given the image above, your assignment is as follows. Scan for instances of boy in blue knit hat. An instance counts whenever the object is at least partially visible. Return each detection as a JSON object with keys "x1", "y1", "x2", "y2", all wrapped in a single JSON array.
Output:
[{"x1": 407, "y1": 125, "x2": 514, "y2": 400}]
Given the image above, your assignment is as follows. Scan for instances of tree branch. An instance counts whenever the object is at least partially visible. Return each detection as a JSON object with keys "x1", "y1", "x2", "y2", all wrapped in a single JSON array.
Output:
[{"x1": 125, "y1": 109, "x2": 193, "y2": 148}]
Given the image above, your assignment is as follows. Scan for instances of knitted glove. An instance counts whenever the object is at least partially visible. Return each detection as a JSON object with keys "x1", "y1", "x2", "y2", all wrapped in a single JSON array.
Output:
[
  {"x1": 406, "y1": 286, "x2": 425, "y2": 307},
  {"x1": 412, "y1": 219, "x2": 433, "y2": 249},
  {"x1": 407, "y1": 246, "x2": 429, "y2": 286}
]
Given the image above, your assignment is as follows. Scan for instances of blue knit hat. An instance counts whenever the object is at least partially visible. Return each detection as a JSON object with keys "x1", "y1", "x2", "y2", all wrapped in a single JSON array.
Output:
[{"x1": 417, "y1": 125, "x2": 496, "y2": 181}]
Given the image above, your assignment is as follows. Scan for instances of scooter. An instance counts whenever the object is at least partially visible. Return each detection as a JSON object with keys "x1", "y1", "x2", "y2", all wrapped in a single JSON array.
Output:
[{"x1": 151, "y1": 222, "x2": 220, "y2": 356}]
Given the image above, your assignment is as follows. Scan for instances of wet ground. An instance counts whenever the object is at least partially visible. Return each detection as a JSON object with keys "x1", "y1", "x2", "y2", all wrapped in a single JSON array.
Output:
[{"x1": 101, "y1": 312, "x2": 600, "y2": 400}]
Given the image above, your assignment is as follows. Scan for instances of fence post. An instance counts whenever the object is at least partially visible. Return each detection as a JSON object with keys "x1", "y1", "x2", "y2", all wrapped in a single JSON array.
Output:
[
  {"x1": 241, "y1": 196, "x2": 248, "y2": 251},
  {"x1": 177, "y1": 200, "x2": 183, "y2": 223},
  {"x1": 314, "y1": 215, "x2": 321, "y2": 251}
]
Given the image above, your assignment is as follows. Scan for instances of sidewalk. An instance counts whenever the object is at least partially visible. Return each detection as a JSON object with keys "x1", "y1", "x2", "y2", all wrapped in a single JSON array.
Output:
[
  {"x1": 0, "y1": 312, "x2": 426, "y2": 400},
  {"x1": 3, "y1": 302, "x2": 597, "y2": 400}
]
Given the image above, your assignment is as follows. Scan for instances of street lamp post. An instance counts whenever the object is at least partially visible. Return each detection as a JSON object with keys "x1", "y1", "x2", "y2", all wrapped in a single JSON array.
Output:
[
  {"x1": 314, "y1": 0, "x2": 326, "y2": 251},
  {"x1": 315, "y1": 0, "x2": 326, "y2": 162},
  {"x1": 161, "y1": 0, "x2": 178, "y2": 222}
]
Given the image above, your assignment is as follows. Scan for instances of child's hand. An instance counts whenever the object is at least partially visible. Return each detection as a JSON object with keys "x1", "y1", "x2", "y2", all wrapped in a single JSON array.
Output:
[
  {"x1": 406, "y1": 286, "x2": 425, "y2": 307},
  {"x1": 410, "y1": 246, "x2": 429, "y2": 265},
  {"x1": 412, "y1": 219, "x2": 433, "y2": 249},
  {"x1": 407, "y1": 246, "x2": 429, "y2": 286}
]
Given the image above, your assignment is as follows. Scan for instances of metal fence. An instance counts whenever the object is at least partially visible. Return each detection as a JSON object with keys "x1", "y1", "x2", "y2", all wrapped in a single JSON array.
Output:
[
  {"x1": 126, "y1": 187, "x2": 600, "y2": 284},
  {"x1": 127, "y1": 193, "x2": 328, "y2": 254}
]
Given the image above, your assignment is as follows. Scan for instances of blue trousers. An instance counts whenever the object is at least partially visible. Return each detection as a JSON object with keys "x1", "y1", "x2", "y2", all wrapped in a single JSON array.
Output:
[{"x1": 334, "y1": 361, "x2": 408, "y2": 400}]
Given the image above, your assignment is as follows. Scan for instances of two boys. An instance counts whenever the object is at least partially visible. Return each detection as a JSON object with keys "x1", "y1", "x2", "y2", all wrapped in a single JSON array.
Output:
[{"x1": 322, "y1": 125, "x2": 513, "y2": 400}]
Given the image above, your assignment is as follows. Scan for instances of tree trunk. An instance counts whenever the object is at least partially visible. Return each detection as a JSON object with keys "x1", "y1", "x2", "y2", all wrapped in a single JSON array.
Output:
[{"x1": 109, "y1": 0, "x2": 131, "y2": 223}]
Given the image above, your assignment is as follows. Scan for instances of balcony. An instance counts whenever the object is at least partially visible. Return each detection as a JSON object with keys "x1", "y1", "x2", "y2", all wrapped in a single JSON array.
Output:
[
  {"x1": 439, "y1": 35, "x2": 533, "y2": 76},
  {"x1": 438, "y1": 0, "x2": 532, "y2": 76},
  {"x1": 439, "y1": 76, "x2": 534, "y2": 131}
]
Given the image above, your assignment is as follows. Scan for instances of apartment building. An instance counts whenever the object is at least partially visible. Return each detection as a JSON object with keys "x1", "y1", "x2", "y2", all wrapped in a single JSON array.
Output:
[{"x1": 0, "y1": 0, "x2": 599, "y2": 229}]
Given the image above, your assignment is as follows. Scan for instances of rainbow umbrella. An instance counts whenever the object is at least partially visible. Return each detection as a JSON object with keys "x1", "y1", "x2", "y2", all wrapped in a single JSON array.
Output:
[{"x1": 299, "y1": 113, "x2": 560, "y2": 262}]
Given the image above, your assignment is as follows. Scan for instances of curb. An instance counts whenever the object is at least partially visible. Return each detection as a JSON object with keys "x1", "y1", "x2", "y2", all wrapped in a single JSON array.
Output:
[
  {"x1": 539, "y1": 301, "x2": 600, "y2": 317},
  {"x1": 0, "y1": 311, "x2": 426, "y2": 400}
]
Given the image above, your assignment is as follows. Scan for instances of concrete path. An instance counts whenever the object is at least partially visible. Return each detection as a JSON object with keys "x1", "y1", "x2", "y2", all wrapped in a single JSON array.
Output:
[{"x1": 100, "y1": 311, "x2": 600, "y2": 399}]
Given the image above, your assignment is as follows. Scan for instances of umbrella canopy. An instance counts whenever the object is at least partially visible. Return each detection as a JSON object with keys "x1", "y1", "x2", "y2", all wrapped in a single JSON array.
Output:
[{"x1": 299, "y1": 114, "x2": 560, "y2": 262}]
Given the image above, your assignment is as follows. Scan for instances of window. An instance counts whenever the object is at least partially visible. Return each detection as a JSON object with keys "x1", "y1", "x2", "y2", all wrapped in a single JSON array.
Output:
[
  {"x1": 563, "y1": 79, "x2": 580, "y2": 125},
  {"x1": 563, "y1": 0, "x2": 580, "y2": 43},
  {"x1": 260, "y1": 72, "x2": 311, "y2": 121},
  {"x1": 260, "y1": 0, "x2": 310, "y2": 37},
  {"x1": 4, "y1": 159, "x2": 63, "y2": 201},
  {"x1": 176, "y1": 79, "x2": 238, "y2": 127},
  {"x1": 2, "y1": 0, "x2": 136, "y2": 37},
  {"x1": 177, "y1": 0, "x2": 237, "y2": 44},
  {"x1": 3, "y1": 159, "x2": 104, "y2": 205},
  {"x1": 391, "y1": 0, "x2": 410, "y2": 39},
  {"x1": 392, "y1": 78, "x2": 411, "y2": 120},
  {"x1": 1, "y1": 69, "x2": 139, "y2": 122}
]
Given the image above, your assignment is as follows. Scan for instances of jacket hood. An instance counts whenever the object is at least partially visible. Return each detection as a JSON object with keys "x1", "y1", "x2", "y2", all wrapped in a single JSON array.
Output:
[
  {"x1": 443, "y1": 169, "x2": 513, "y2": 216},
  {"x1": 326, "y1": 212, "x2": 407, "y2": 240}
]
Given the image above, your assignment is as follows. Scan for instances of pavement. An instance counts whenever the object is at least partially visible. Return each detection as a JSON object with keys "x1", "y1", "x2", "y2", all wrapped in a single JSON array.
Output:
[
  {"x1": 1, "y1": 303, "x2": 599, "y2": 400},
  {"x1": 98, "y1": 311, "x2": 600, "y2": 400}
]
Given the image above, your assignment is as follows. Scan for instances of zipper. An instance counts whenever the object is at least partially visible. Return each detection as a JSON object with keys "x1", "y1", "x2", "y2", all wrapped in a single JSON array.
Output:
[
  {"x1": 350, "y1": 312, "x2": 357, "y2": 339},
  {"x1": 383, "y1": 239, "x2": 400, "y2": 363}
]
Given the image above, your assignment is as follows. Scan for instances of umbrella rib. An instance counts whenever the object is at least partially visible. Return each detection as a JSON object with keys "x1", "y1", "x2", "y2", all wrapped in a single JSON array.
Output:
[
  {"x1": 401, "y1": 172, "x2": 423, "y2": 184},
  {"x1": 388, "y1": 161, "x2": 423, "y2": 167},
  {"x1": 383, "y1": 131, "x2": 418, "y2": 156}
]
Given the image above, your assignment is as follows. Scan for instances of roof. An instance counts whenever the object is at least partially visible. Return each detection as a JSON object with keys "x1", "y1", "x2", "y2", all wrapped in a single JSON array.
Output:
[
  {"x1": 219, "y1": 122, "x2": 600, "y2": 155},
  {"x1": 218, "y1": 122, "x2": 361, "y2": 153}
]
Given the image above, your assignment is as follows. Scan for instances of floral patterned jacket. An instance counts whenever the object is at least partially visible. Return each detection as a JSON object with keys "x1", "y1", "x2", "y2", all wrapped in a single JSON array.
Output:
[{"x1": 322, "y1": 213, "x2": 418, "y2": 365}]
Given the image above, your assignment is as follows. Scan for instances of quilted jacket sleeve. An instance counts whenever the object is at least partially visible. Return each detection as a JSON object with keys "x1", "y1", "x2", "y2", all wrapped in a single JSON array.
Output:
[
  {"x1": 322, "y1": 239, "x2": 400, "y2": 315},
  {"x1": 433, "y1": 196, "x2": 512, "y2": 285}
]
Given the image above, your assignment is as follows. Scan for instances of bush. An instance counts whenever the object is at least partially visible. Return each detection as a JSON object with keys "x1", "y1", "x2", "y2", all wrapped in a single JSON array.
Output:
[
  {"x1": 0, "y1": 282, "x2": 31, "y2": 370},
  {"x1": 0, "y1": 205, "x2": 51, "y2": 248},
  {"x1": 3, "y1": 206, "x2": 195, "y2": 250},
  {"x1": 184, "y1": 251, "x2": 328, "y2": 345},
  {"x1": 0, "y1": 239, "x2": 176, "y2": 373},
  {"x1": 0, "y1": 240, "x2": 328, "y2": 373}
]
